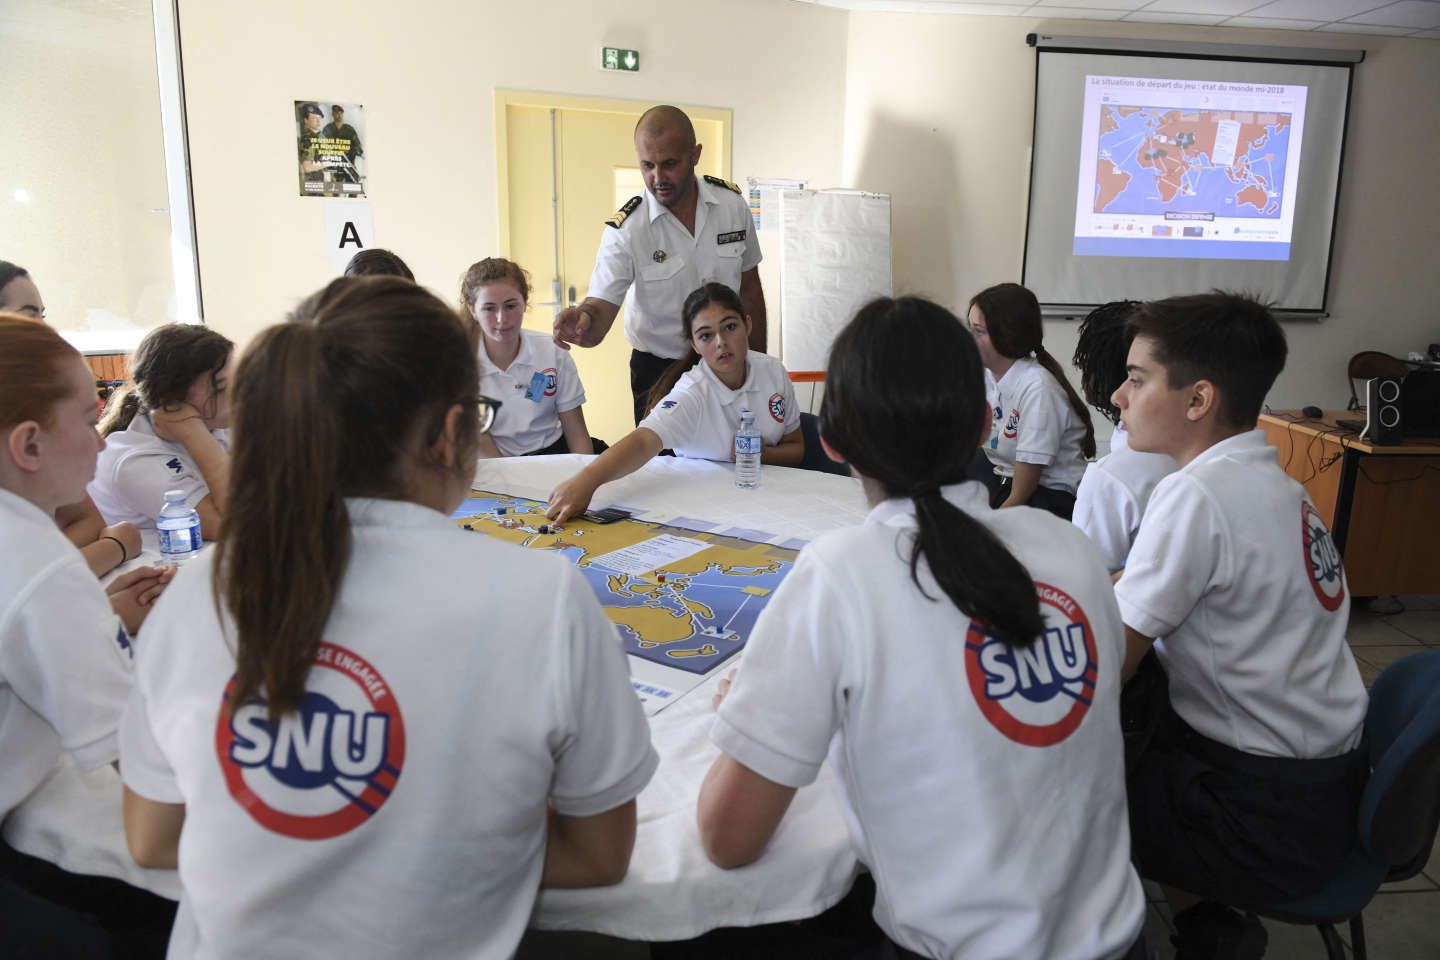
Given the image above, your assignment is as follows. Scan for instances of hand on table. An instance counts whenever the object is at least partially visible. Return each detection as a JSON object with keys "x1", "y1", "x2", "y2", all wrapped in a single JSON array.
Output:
[
  {"x1": 712, "y1": 668, "x2": 738, "y2": 711},
  {"x1": 107, "y1": 565, "x2": 177, "y2": 635},
  {"x1": 547, "y1": 473, "x2": 597, "y2": 524}
]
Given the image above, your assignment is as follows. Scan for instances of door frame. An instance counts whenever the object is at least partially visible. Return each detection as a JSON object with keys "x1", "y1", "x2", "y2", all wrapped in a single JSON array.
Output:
[{"x1": 493, "y1": 89, "x2": 733, "y2": 258}]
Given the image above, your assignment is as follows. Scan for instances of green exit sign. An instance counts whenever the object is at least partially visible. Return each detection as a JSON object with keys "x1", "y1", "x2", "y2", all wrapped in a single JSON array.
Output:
[{"x1": 602, "y1": 47, "x2": 640, "y2": 72}]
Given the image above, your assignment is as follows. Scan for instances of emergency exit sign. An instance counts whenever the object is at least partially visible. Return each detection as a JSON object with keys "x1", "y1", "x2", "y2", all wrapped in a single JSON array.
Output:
[{"x1": 602, "y1": 47, "x2": 640, "y2": 72}]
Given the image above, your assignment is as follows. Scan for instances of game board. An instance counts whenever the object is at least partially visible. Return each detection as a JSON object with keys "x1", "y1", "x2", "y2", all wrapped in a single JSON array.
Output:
[{"x1": 451, "y1": 492, "x2": 798, "y2": 704}]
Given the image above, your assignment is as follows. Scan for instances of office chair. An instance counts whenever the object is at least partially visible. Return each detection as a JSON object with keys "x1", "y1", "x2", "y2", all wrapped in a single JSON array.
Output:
[
  {"x1": 1346, "y1": 351, "x2": 1408, "y2": 410},
  {"x1": 1252, "y1": 648, "x2": 1440, "y2": 959},
  {"x1": 797, "y1": 412, "x2": 851, "y2": 477}
]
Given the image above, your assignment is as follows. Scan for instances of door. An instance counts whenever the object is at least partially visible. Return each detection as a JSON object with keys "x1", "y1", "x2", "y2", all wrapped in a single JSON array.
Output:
[{"x1": 498, "y1": 93, "x2": 730, "y2": 444}]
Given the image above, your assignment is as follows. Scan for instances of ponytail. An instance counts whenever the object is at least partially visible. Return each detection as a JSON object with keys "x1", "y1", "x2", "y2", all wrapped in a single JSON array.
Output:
[
  {"x1": 1034, "y1": 345, "x2": 1096, "y2": 459},
  {"x1": 822, "y1": 297, "x2": 1045, "y2": 649},
  {"x1": 219, "y1": 323, "x2": 348, "y2": 719},
  {"x1": 219, "y1": 276, "x2": 480, "y2": 719},
  {"x1": 98, "y1": 384, "x2": 142, "y2": 437},
  {"x1": 644, "y1": 349, "x2": 701, "y2": 417}
]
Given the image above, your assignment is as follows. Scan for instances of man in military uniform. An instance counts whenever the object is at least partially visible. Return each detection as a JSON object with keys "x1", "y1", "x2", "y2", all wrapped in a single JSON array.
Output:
[
  {"x1": 553, "y1": 104, "x2": 767, "y2": 424},
  {"x1": 297, "y1": 102, "x2": 327, "y2": 195},
  {"x1": 322, "y1": 104, "x2": 364, "y2": 184}
]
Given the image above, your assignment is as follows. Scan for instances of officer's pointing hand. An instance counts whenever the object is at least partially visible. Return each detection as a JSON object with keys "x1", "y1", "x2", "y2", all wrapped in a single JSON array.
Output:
[{"x1": 552, "y1": 305, "x2": 593, "y2": 351}]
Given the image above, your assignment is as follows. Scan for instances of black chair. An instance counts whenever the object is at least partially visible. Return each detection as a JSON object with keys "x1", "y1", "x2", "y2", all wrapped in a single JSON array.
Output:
[
  {"x1": 1347, "y1": 351, "x2": 1408, "y2": 410},
  {"x1": 1252, "y1": 649, "x2": 1440, "y2": 959},
  {"x1": 797, "y1": 412, "x2": 850, "y2": 476}
]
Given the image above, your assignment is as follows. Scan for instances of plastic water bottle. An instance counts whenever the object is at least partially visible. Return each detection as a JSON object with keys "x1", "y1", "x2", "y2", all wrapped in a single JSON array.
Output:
[
  {"x1": 157, "y1": 490, "x2": 202, "y2": 563},
  {"x1": 734, "y1": 409, "x2": 761, "y2": 489}
]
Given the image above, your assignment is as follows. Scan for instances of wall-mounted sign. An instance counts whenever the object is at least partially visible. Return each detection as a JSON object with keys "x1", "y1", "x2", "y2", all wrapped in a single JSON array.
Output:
[{"x1": 601, "y1": 47, "x2": 640, "y2": 72}]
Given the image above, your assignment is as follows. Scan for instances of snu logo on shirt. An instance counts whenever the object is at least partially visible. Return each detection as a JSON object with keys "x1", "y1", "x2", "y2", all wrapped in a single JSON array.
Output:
[
  {"x1": 1002, "y1": 408, "x2": 1020, "y2": 440},
  {"x1": 965, "y1": 582, "x2": 1097, "y2": 747},
  {"x1": 1301, "y1": 501, "x2": 1345, "y2": 612},
  {"x1": 768, "y1": 392, "x2": 785, "y2": 424},
  {"x1": 215, "y1": 642, "x2": 405, "y2": 840}
]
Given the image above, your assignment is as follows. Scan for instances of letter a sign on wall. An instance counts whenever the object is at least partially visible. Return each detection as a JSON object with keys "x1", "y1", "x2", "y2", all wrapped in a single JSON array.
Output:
[{"x1": 324, "y1": 201, "x2": 375, "y2": 271}]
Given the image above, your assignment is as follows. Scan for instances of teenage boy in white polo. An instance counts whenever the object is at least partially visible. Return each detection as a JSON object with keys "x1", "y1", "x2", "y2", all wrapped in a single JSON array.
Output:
[{"x1": 1112, "y1": 293, "x2": 1367, "y2": 960}]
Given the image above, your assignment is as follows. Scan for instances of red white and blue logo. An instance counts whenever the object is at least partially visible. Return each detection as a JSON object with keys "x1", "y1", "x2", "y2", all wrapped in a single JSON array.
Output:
[
  {"x1": 215, "y1": 643, "x2": 405, "y2": 840},
  {"x1": 541, "y1": 367, "x2": 558, "y2": 398},
  {"x1": 965, "y1": 582, "x2": 1098, "y2": 747},
  {"x1": 768, "y1": 392, "x2": 785, "y2": 424},
  {"x1": 1002, "y1": 407, "x2": 1020, "y2": 441},
  {"x1": 1301, "y1": 501, "x2": 1346, "y2": 612}
]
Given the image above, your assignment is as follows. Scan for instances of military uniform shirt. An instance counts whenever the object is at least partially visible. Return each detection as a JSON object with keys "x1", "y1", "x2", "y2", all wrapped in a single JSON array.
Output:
[{"x1": 588, "y1": 176, "x2": 762, "y2": 360}]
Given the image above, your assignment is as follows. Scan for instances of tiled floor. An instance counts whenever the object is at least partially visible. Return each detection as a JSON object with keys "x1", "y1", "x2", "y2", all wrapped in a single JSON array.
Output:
[
  {"x1": 523, "y1": 596, "x2": 1440, "y2": 960},
  {"x1": 1143, "y1": 594, "x2": 1440, "y2": 959}
]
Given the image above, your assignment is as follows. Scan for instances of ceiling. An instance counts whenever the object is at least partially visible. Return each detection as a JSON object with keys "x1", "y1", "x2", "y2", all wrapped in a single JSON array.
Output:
[{"x1": 791, "y1": 0, "x2": 1440, "y2": 39}]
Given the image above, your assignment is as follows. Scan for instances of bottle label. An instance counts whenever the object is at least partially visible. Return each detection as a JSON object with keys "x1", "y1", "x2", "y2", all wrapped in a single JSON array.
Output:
[
  {"x1": 160, "y1": 522, "x2": 201, "y2": 556},
  {"x1": 735, "y1": 435, "x2": 761, "y2": 456}
]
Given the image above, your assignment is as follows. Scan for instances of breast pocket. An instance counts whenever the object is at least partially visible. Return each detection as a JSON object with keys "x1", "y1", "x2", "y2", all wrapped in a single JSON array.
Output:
[
  {"x1": 710, "y1": 244, "x2": 745, "y2": 287},
  {"x1": 635, "y1": 255, "x2": 689, "y2": 312}
]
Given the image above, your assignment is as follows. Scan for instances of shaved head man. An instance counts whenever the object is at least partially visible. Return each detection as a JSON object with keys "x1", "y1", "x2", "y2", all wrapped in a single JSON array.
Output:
[{"x1": 555, "y1": 105, "x2": 769, "y2": 425}]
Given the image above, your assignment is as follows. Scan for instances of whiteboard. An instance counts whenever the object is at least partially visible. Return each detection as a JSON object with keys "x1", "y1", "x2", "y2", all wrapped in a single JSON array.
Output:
[{"x1": 778, "y1": 190, "x2": 892, "y2": 373}]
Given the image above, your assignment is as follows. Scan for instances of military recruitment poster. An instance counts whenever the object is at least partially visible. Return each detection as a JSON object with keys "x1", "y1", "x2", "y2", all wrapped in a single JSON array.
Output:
[{"x1": 295, "y1": 100, "x2": 367, "y2": 198}]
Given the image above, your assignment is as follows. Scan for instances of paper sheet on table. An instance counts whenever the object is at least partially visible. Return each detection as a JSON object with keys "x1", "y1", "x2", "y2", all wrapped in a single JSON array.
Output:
[{"x1": 586, "y1": 533, "x2": 711, "y2": 576}]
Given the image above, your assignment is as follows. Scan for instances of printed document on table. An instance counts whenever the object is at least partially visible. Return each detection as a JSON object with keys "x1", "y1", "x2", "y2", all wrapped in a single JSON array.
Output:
[{"x1": 588, "y1": 534, "x2": 710, "y2": 576}]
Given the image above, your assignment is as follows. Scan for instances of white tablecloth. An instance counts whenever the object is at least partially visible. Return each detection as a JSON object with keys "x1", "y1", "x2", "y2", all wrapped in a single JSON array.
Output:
[{"x1": 7, "y1": 456, "x2": 872, "y2": 941}]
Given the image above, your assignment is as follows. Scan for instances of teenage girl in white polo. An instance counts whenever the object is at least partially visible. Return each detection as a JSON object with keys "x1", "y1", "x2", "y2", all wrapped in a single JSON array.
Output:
[
  {"x1": 0, "y1": 316, "x2": 174, "y2": 954},
  {"x1": 461, "y1": 257, "x2": 597, "y2": 457},
  {"x1": 697, "y1": 297, "x2": 1145, "y2": 960},
  {"x1": 119, "y1": 277, "x2": 656, "y2": 959},
  {"x1": 547, "y1": 282, "x2": 801, "y2": 522},
  {"x1": 968, "y1": 282, "x2": 1094, "y2": 519},
  {"x1": 89, "y1": 323, "x2": 234, "y2": 540}
]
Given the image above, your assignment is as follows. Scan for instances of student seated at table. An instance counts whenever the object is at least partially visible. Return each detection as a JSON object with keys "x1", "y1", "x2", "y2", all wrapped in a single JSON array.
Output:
[
  {"x1": 696, "y1": 296, "x2": 1145, "y2": 960},
  {"x1": 0, "y1": 315, "x2": 176, "y2": 956},
  {"x1": 547, "y1": 282, "x2": 801, "y2": 521},
  {"x1": 1113, "y1": 293, "x2": 1368, "y2": 959},
  {"x1": 461, "y1": 257, "x2": 599, "y2": 457},
  {"x1": 967, "y1": 282, "x2": 1094, "y2": 519},
  {"x1": 0, "y1": 259, "x2": 141, "y2": 576},
  {"x1": 119, "y1": 276, "x2": 657, "y2": 958},
  {"x1": 88, "y1": 323, "x2": 233, "y2": 540},
  {"x1": 1069, "y1": 300, "x2": 1178, "y2": 573}
]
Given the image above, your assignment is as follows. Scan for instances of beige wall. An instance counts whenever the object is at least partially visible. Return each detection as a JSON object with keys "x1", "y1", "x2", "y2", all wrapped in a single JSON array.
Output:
[
  {"x1": 843, "y1": 13, "x2": 1440, "y2": 414},
  {"x1": 177, "y1": 0, "x2": 849, "y2": 348},
  {"x1": 178, "y1": 1, "x2": 1438, "y2": 413},
  {"x1": 0, "y1": 0, "x2": 175, "y2": 347}
]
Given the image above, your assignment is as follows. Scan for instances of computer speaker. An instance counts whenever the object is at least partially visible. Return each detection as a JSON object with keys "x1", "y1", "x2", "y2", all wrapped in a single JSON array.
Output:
[{"x1": 1365, "y1": 377, "x2": 1403, "y2": 445}]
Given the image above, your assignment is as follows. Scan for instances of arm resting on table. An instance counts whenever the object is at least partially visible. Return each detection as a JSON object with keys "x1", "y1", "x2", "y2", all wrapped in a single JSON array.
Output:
[
  {"x1": 543, "y1": 800, "x2": 637, "y2": 888},
  {"x1": 697, "y1": 753, "x2": 798, "y2": 869}
]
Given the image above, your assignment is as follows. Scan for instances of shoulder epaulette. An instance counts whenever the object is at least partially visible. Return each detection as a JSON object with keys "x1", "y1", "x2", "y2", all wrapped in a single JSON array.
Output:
[
  {"x1": 704, "y1": 174, "x2": 742, "y2": 195},
  {"x1": 605, "y1": 195, "x2": 643, "y2": 229}
]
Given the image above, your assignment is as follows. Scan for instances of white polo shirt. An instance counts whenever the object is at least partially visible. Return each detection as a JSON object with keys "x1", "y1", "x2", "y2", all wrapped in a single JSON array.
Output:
[
  {"x1": 0, "y1": 488, "x2": 132, "y2": 819},
  {"x1": 119, "y1": 497, "x2": 657, "y2": 960},
  {"x1": 480, "y1": 329, "x2": 586, "y2": 456},
  {"x1": 89, "y1": 412, "x2": 226, "y2": 529},
  {"x1": 982, "y1": 357, "x2": 1089, "y2": 494},
  {"x1": 588, "y1": 176, "x2": 762, "y2": 359},
  {"x1": 715, "y1": 482, "x2": 1145, "y2": 960},
  {"x1": 1115, "y1": 430, "x2": 1367, "y2": 759},
  {"x1": 1072, "y1": 424, "x2": 1178, "y2": 573},
  {"x1": 639, "y1": 351, "x2": 798, "y2": 461}
]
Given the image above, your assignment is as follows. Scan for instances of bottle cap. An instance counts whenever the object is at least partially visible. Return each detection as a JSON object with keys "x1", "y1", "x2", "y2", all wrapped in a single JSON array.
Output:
[{"x1": 164, "y1": 489, "x2": 185, "y2": 501}]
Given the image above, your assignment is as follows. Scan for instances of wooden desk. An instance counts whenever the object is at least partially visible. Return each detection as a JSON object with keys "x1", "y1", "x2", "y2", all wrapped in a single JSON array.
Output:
[{"x1": 1260, "y1": 411, "x2": 1440, "y2": 596}]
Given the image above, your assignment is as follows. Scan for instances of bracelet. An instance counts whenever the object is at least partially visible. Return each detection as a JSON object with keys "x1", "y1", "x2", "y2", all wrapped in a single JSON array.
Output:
[{"x1": 100, "y1": 534, "x2": 128, "y2": 563}]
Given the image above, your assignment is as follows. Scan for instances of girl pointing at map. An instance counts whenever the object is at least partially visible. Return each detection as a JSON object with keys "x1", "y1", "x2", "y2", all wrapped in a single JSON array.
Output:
[
  {"x1": 696, "y1": 296, "x2": 1146, "y2": 960},
  {"x1": 547, "y1": 282, "x2": 802, "y2": 523}
]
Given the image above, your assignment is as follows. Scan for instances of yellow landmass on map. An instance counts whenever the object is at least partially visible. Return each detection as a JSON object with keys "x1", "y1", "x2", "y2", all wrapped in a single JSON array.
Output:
[
  {"x1": 606, "y1": 604, "x2": 694, "y2": 646},
  {"x1": 740, "y1": 585, "x2": 771, "y2": 597},
  {"x1": 681, "y1": 597, "x2": 714, "y2": 618}
]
